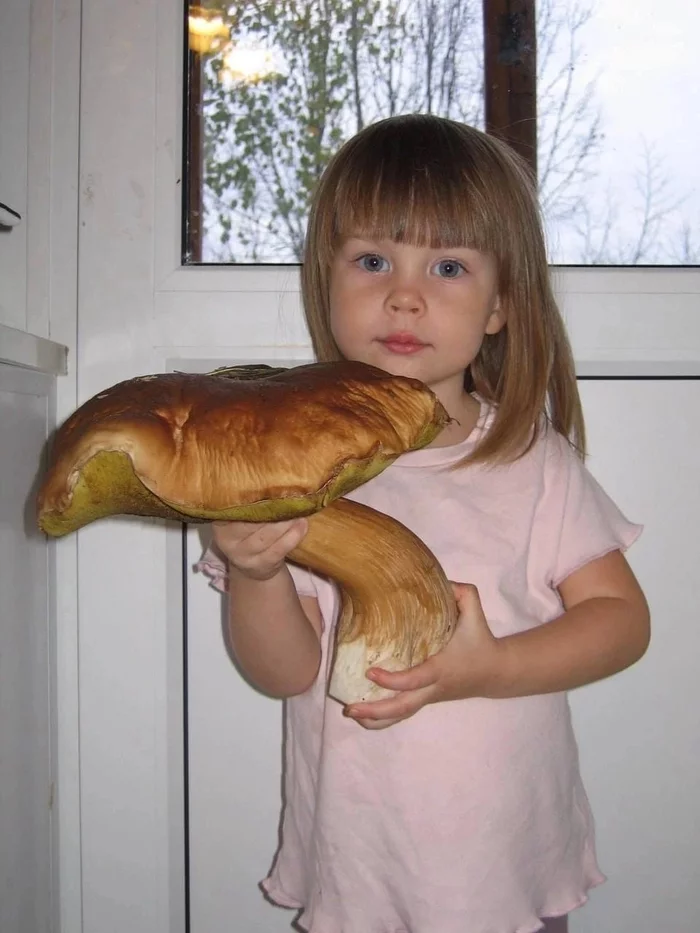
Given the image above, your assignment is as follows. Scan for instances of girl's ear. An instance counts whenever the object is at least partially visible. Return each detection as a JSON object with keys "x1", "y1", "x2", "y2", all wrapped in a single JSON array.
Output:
[{"x1": 485, "y1": 296, "x2": 507, "y2": 335}]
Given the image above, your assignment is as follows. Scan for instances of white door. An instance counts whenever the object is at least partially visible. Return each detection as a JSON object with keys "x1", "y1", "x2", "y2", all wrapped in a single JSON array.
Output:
[
  {"x1": 184, "y1": 377, "x2": 700, "y2": 933},
  {"x1": 66, "y1": 0, "x2": 700, "y2": 931}
]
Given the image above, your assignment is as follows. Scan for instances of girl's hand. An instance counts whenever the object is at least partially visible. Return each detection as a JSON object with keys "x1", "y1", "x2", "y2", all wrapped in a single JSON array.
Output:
[
  {"x1": 211, "y1": 518, "x2": 308, "y2": 581},
  {"x1": 344, "y1": 583, "x2": 507, "y2": 729}
]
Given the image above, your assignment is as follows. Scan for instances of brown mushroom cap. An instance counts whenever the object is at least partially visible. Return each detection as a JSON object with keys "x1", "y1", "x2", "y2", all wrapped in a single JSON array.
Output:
[
  {"x1": 36, "y1": 360, "x2": 458, "y2": 705},
  {"x1": 37, "y1": 361, "x2": 450, "y2": 535}
]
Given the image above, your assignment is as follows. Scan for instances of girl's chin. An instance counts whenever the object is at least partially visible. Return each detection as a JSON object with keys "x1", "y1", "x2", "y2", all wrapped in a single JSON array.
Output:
[
  {"x1": 372, "y1": 358, "x2": 427, "y2": 379},
  {"x1": 367, "y1": 348, "x2": 428, "y2": 372}
]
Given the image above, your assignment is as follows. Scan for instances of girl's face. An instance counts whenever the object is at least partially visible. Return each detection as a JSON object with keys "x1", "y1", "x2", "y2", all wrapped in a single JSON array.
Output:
[{"x1": 329, "y1": 237, "x2": 505, "y2": 413}]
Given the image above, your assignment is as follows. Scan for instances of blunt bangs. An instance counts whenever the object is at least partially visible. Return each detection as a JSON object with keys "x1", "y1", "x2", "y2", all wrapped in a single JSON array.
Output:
[{"x1": 326, "y1": 117, "x2": 506, "y2": 256}]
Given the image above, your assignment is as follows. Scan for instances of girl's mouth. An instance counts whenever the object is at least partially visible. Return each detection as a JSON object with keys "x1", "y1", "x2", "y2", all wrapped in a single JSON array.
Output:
[{"x1": 379, "y1": 334, "x2": 428, "y2": 355}]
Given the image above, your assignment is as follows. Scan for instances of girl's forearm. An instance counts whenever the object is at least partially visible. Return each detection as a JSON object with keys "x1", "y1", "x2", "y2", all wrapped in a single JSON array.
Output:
[
  {"x1": 227, "y1": 566, "x2": 321, "y2": 698},
  {"x1": 495, "y1": 595, "x2": 650, "y2": 698}
]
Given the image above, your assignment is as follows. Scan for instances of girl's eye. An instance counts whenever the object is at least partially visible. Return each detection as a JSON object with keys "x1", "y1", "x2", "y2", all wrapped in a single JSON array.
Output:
[
  {"x1": 357, "y1": 254, "x2": 389, "y2": 273},
  {"x1": 434, "y1": 259, "x2": 466, "y2": 279}
]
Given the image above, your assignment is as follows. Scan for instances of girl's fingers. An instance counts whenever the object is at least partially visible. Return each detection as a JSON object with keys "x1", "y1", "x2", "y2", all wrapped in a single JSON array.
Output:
[
  {"x1": 266, "y1": 518, "x2": 308, "y2": 560},
  {"x1": 244, "y1": 518, "x2": 302, "y2": 549},
  {"x1": 353, "y1": 717, "x2": 403, "y2": 731},
  {"x1": 344, "y1": 685, "x2": 432, "y2": 723},
  {"x1": 366, "y1": 659, "x2": 437, "y2": 692},
  {"x1": 224, "y1": 518, "x2": 307, "y2": 556},
  {"x1": 213, "y1": 517, "x2": 309, "y2": 579},
  {"x1": 451, "y1": 581, "x2": 482, "y2": 612}
]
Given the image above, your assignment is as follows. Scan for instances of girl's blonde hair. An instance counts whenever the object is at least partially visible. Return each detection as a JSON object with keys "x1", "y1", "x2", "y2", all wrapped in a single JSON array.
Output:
[{"x1": 301, "y1": 114, "x2": 585, "y2": 464}]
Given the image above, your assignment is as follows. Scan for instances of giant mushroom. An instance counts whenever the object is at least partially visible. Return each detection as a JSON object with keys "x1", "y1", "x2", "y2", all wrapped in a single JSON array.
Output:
[{"x1": 37, "y1": 361, "x2": 458, "y2": 703}]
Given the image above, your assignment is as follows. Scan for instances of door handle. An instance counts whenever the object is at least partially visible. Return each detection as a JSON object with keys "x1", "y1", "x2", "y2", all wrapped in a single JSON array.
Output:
[{"x1": 0, "y1": 202, "x2": 22, "y2": 228}]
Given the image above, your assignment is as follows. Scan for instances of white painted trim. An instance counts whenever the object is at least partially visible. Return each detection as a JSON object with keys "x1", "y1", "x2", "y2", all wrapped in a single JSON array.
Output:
[
  {"x1": 576, "y1": 361, "x2": 700, "y2": 378},
  {"x1": 38, "y1": 0, "x2": 82, "y2": 931},
  {"x1": 158, "y1": 264, "x2": 303, "y2": 293},
  {"x1": 0, "y1": 322, "x2": 67, "y2": 375},
  {"x1": 551, "y1": 266, "x2": 700, "y2": 294},
  {"x1": 26, "y1": 0, "x2": 52, "y2": 338},
  {"x1": 154, "y1": 0, "x2": 188, "y2": 294},
  {"x1": 154, "y1": 264, "x2": 700, "y2": 295}
]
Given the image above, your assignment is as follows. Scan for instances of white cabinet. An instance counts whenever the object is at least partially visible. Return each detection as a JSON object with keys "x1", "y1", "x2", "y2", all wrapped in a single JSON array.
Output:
[{"x1": 0, "y1": 362, "x2": 55, "y2": 933}]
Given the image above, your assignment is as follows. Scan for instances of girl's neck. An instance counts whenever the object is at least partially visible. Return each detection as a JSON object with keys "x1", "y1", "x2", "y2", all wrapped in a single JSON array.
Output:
[{"x1": 427, "y1": 391, "x2": 482, "y2": 447}]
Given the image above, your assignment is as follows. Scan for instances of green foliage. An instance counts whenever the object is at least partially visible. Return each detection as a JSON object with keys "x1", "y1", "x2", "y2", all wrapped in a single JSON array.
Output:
[{"x1": 200, "y1": 0, "x2": 482, "y2": 261}]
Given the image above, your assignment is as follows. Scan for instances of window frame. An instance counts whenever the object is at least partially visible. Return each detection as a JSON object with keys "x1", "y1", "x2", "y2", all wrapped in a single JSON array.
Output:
[{"x1": 156, "y1": 0, "x2": 700, "y2": 379}]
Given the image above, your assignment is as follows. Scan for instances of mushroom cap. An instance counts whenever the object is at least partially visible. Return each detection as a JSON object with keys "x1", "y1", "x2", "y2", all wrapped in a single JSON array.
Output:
[{"x1": 37, "y1": 361, "x2": 450, "y2": 536}]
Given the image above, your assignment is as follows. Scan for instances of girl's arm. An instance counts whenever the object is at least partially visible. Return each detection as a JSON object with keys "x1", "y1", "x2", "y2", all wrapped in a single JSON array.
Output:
[
  {"x1": 227, "y1": 567, "x2": 323, "y2": 698},
  {"x1": 495, "y1": 548, "x2": 650, "y2": 697},
  {"x1": 343, "y1": 549, "x2": 649, "y2": 728},
  {"x1": 210, "y1": 517, "x2": 322, "y2": 698}
]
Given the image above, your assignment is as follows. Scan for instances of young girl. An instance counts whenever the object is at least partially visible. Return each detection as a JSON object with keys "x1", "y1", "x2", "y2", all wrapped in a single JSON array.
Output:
[{"x1": 198, "y1": 115, "x2": 650, "y2": 933}]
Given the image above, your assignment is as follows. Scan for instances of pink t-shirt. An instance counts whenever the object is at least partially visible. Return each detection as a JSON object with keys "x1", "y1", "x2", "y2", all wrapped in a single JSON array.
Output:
[{"x1": 198, "y1": 400, "x2": 642, "y2": 933}]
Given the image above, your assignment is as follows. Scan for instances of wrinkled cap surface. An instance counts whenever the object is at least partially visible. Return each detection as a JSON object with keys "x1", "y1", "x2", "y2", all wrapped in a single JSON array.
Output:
[{"x1": 37, "y1": 361, "x2": 450, "y2": 536}]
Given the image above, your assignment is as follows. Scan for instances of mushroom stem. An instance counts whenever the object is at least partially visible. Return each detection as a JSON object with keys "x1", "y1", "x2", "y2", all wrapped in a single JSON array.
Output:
[{"x1": 289, "y1": 497, "x2": 458, "y2": 704}]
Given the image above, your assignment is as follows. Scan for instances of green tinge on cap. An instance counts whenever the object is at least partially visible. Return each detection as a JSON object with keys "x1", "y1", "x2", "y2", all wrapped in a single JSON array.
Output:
[{"x1": 39, "y1": 443, "x2": 405, "y2": 537}]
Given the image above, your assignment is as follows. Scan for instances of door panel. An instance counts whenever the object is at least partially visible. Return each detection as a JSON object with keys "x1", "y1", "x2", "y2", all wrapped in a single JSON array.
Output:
[
  {"x1": 185, "y1": 543, "x2": 291, "y2": 933},
  {"x1": 185, "y1": 378, "x2": 700, "y2": 933},
  {"x1": 569, "y1": 379, "x2": 700, "y2": 932},
  {"x1": 0, "y1": 363, "x2": 54, "y2": 933}
]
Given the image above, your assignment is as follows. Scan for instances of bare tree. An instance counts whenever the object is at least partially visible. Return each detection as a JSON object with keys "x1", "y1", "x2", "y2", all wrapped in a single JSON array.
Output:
[
  {"x1": 567, "y1": 140, "x2": 691, "y2": 264},
  {"x1": 674, "y1": 223, "x2": 700, "y2": 265},
  {"x1": 416, "y1": 0, "x2": 479, "y2": 116},
  {"x1": 536, "y1": 0, "x2": 603, "y2": 224}
]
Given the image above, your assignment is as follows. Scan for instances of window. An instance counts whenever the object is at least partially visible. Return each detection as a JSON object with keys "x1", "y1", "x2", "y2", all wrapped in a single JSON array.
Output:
[{"x1": 184, "y1": 0, "x2": 698, "y2": 267}]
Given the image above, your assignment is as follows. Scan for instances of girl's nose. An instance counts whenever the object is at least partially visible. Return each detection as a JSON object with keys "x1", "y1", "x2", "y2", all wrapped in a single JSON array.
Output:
[{"x1": 386, "y1": 283, "x2": 426, "y2": 314}]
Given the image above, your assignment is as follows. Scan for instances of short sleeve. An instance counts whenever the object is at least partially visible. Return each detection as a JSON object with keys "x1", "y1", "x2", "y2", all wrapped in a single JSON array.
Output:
[
  {"x1": 194, "y1": 544, "x2": 319, "y2": 599},
  {"x1": 195, "y1": 544, "x2": 229, "y2": 593},
  {"x1": 544, "y1": 431, "x2": 643, "y2": 587}
]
